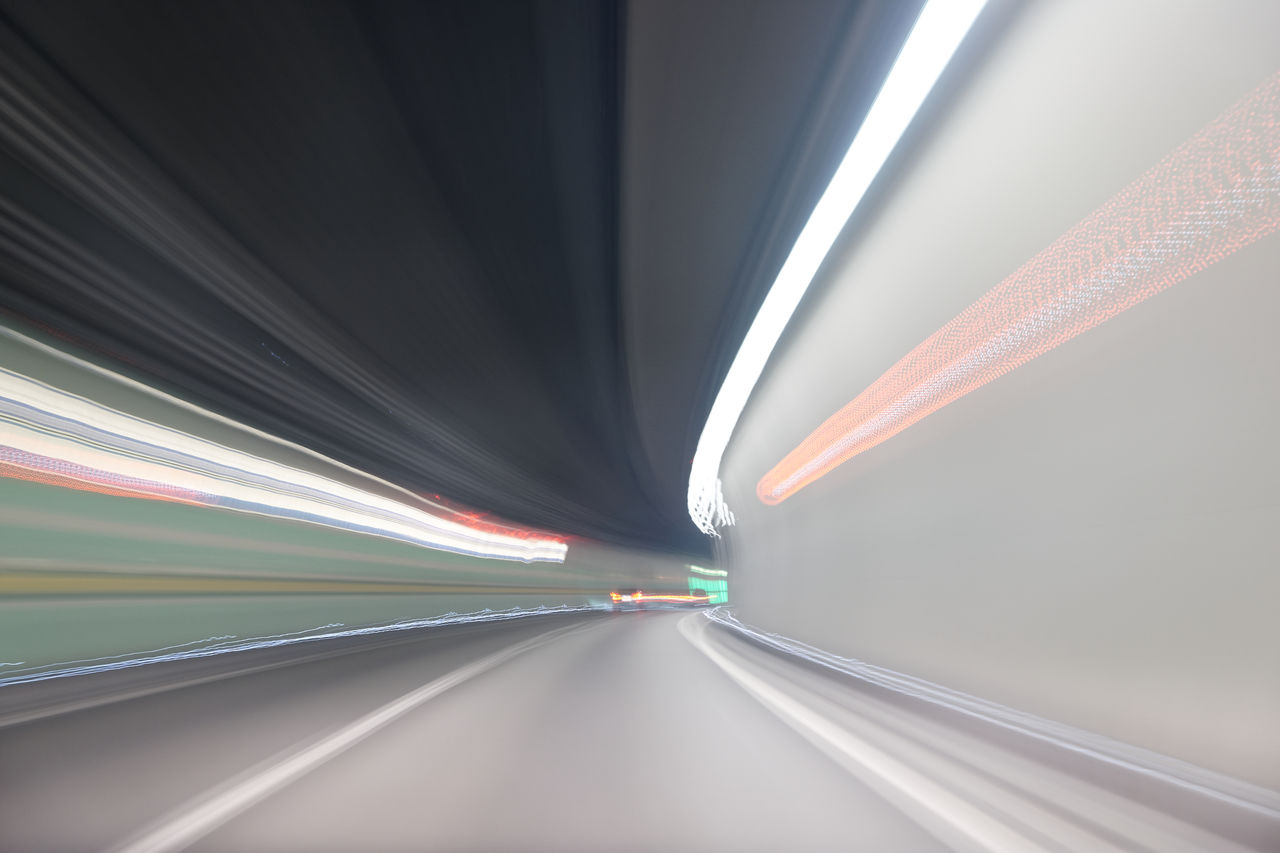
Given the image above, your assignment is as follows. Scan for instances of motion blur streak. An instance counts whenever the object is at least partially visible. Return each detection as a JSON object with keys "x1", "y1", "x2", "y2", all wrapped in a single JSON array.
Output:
[
  {"x1": 759, "y1": 71, "x2": 1280, "y2": 504},
  {"x1": 703, "y1": 608, "x2": 1280, "y2": 819},
  {"x1": 681, "y1": 612, "x2": 1274, "y2": 852},
  {"x1": 0, "y1": 355, "x2": 567, "y2": 562},
  {"x1": 680, "y1": 614, "x2": 1041, "y2": 852},
  {"x1": 0, "y1": 604, "x2": 596, "y2": 689},
  {"x1": 687, "y1": 0, "x2": 987, "y2": 533}
]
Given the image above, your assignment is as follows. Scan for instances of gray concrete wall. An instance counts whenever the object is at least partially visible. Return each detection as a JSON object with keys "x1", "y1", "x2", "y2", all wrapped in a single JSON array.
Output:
[{"x1": 719, "y1": 0, "x2": 1280, "y2": 789}]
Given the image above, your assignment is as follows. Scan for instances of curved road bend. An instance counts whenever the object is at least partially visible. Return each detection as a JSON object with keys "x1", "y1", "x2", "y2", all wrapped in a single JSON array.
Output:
[{"x1": 1, "y1": 612, "x2": 1274, "y2": 852}]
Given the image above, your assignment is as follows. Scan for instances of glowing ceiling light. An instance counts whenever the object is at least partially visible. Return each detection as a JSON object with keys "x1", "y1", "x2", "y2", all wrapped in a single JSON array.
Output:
[
  {"x1": 759, "y1": 72, "x2": 1280, "y2": 503},
  {"x1": 687, "y1": 564, "x2": 728, "y2": 577},
  {"x1": 688, "y1": 0, "x2": 988, "y2": 534}
]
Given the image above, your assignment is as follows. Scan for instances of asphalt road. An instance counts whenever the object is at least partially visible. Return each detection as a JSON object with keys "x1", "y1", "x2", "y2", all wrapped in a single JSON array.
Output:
[{"x1": 1, "y1": 611, "x2": 1276, "y2": 852}]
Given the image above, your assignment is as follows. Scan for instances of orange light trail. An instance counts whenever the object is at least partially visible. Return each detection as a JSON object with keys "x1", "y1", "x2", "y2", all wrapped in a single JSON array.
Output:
[
  {"x1": 608, "y1": 591, "x2": 711, "y2": 604},
  {"x1": 758, "y1": 72, "x2": 1280, "y2": 505},
  {"x1": 631, "y1": 592, "x2": 711, "y2": 603}
]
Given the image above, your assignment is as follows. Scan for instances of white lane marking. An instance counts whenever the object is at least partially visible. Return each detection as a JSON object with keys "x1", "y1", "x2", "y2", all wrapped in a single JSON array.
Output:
[
  {"x1": 0, "y1": 625, "x2": 468, "y2": 729},
  {"x1": 111, "y1": 623, "x2": 586, "y2": 853},
  {"x1": 679, "y1": 614, "x2": 1047, "y2": 853}
]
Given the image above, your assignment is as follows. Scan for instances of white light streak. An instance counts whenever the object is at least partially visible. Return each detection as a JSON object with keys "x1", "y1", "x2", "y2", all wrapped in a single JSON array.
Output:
[
  {"x1": 0, "y1": 361, "x2": 567, "y2": 563},
  {"x1": 687, "y1": 0, "x2": 988, "y2": 533}
]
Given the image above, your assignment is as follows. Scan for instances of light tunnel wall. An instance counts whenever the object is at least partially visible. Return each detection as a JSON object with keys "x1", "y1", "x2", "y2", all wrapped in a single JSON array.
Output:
[
  {"x1": 718, "y1": 0, "x2": 1280, "y2": 791},
  {"x1": 0, "y1": 324, "x2": 696, "y2": 678},
  {"x1": 758, "y1": 72, "x2": 1280, "y2": 505}
]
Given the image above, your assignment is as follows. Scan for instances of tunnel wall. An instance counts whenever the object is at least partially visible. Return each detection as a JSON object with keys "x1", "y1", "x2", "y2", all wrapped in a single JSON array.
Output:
[
  {"x1": 718, "y1": 0, "x2": 1280, "y2": 789},
  {"x1": 0, "y1": 325, "x2": 694, "y2": 675},
  {"x1": 0, "y1": 473, "x2": 693, "y2": 673}
]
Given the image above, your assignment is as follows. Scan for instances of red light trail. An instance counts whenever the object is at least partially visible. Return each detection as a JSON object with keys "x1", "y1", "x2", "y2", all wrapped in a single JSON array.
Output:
[{"x1": 758, "y1": 72, "x2": 1280, "y2": 505}]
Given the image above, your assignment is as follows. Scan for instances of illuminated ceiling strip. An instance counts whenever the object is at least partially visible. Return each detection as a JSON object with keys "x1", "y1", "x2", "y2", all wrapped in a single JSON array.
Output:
[
  {"x1": 759, "y1": 72, "x2": 1280, "y2": 504},
  {"x1": 687, "y1": 0, "x2": 989, "y2": 534},
  {"x1": 687, "y1": 564, "x2": 728, "y2": 577},
  {"x1": 0, "y1": 367, "x2": 567, "y2": 563}
]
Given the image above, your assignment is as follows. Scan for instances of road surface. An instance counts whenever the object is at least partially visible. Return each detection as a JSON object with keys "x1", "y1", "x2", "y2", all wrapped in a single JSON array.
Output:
[{"x1": 1, "y1": 611, "x2": 1275, "y2": 851}]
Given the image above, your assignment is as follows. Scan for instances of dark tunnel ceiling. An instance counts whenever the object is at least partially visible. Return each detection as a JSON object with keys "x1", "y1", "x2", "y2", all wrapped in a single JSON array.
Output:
[{"x1": 0, "y1": 0, "x2": 922, "y2": 553}]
